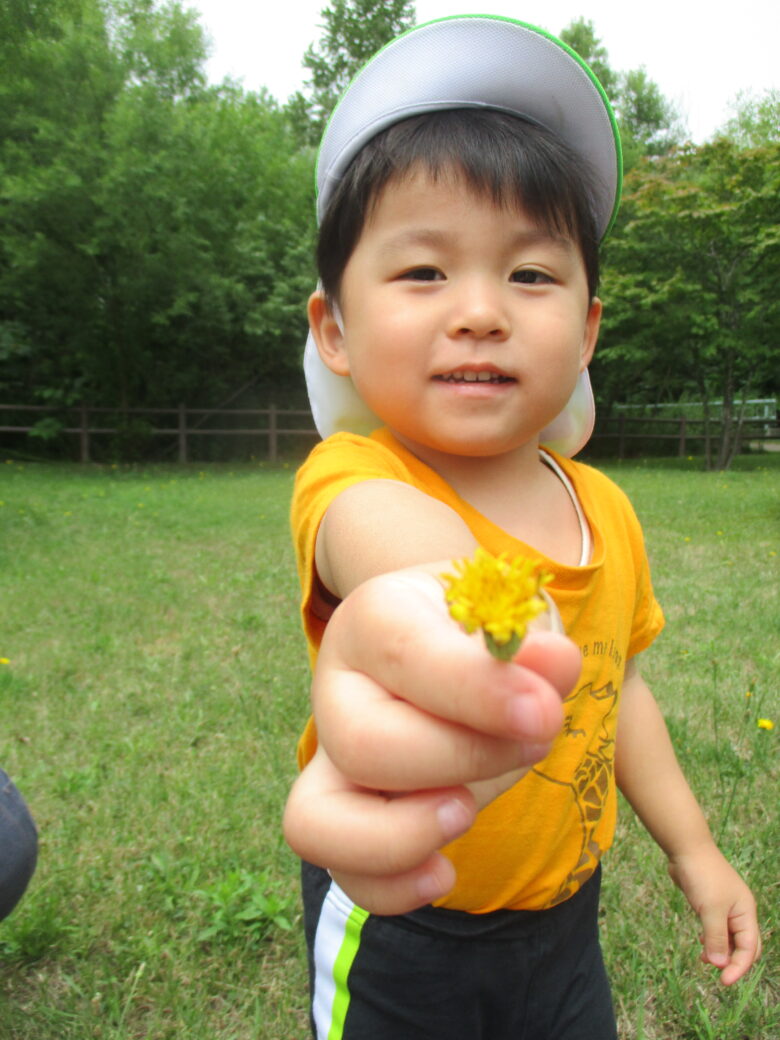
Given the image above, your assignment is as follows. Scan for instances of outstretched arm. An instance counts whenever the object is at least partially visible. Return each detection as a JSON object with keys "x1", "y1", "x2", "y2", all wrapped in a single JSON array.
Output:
[
  {"x1": 615, "y1": 662, "x2": 761, "y2": 985},
  {"x1": 284, "y1": 478, "x2": 581, "y2": 914}
]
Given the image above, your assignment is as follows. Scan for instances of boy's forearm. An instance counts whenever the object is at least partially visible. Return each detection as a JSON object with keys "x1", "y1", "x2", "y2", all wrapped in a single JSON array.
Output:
[{"x1": 615, "y1": 662, "x2": 715, "y2": 858}]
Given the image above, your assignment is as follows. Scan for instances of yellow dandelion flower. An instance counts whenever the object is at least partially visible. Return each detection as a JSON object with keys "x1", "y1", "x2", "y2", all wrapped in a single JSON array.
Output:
[
  {"x1": 441, "y1": 548, "x2": 552, "y2": 661},
  {"x1": 0, "y1": 657, "x2": 9, "y2": 665},
  {"x1": 757, "y1": 718, "x2": 774, "y2": 731}
]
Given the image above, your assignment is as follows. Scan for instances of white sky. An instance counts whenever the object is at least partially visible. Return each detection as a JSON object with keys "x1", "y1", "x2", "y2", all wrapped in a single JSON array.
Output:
[{"x1": 186, "y1": 0, "x2": 778, "y2": 143}]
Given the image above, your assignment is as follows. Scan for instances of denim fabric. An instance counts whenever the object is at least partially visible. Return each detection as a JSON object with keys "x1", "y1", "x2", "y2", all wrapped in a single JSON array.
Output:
[{"x1": 0, "y1": 768, "x2": 38, "y2": 921}]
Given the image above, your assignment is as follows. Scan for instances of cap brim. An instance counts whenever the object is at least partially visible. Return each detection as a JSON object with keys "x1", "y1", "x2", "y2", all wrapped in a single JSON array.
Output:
[{"x1": 317, "y1": 15, "x2": 621, "y2": 238}]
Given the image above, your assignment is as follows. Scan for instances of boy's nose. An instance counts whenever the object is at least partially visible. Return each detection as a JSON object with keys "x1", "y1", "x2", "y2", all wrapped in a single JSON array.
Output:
[{"x1": 446, "y1": 280, "x2": 510, "y2": 341}]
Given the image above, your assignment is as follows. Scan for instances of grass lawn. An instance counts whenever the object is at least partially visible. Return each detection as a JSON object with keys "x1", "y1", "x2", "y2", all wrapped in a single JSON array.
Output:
[{"x1": 0, "y1": 454, "x2": 777, "y2": 1039}]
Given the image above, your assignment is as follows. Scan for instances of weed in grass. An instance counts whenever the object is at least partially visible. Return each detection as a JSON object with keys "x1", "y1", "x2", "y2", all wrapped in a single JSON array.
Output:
[{"x1": 194, "y1": 869, "x2": 294, "y2": 945}]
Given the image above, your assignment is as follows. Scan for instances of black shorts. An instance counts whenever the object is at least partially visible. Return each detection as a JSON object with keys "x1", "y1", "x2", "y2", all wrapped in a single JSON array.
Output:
[{"x1": 302, "y1": 861, "x2": 617, "y2": 1040}]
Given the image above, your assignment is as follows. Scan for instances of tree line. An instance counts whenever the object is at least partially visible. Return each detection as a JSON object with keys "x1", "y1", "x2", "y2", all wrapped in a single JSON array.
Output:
[{"x1": 1, "y1": 0, "x2": 777, "y2": 467}]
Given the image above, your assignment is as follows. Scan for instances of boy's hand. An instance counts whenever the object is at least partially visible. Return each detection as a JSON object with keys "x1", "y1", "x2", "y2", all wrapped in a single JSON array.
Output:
[
  {"x1": 312, "y1": 570, "x2": 578, "y2": 791},
  {"x1": 668, "y1": 845, "x2": 761, "y2": 986},
  {"x1": 284, "y1": 569, "x2": 581, "y2": 914},
  {"x1": 284, "y1": 744, "x2": 476, "y2": 914}
]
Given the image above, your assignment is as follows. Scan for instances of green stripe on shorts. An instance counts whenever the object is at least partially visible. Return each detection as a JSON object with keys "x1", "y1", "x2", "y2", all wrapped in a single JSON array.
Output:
[{"x1": 328, "y1": 903, "x2": 369, "y2": 1040}]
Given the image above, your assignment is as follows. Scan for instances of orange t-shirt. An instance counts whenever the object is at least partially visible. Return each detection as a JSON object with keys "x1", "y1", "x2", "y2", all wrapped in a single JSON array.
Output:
[{"x1": 291, "y1": 429, "x2": 664, "y2": 912}]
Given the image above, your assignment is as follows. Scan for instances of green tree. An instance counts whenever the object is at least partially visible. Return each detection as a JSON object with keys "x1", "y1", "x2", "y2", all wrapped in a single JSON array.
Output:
[
  {"x1": 89, "y1": 84, "x2": 314, "y2": 408},
  {"x1": 0, "y1": 0, "x2": 316, "y2": 425},
  {"x1": 288, "y1": 0, "x2": 416, "y2": 145},
  {"x1": 618, "y1": 67, "x2": 683, "y2": 163},
  {"x1": 558, "y1": 17, "x2": 619, "y2": 97},
  {"x1": 720, "y1": 88, "x2": 780, "y2": 147},
  {"x1": 559, "y1": 19, "x2": 683, "y2": 169},
  {"x1": 595, "y1": 139, "x2": 780, "y2": 469}
]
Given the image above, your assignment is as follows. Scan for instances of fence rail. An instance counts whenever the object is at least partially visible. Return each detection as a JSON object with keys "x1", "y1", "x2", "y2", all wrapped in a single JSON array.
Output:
[
  {"x1": 590, "y1": 413, "x2": 778, "y2": 460},
  {"x1": 0, "y1": 403, "x2": 319, "y2": 462},
  {"x1": 0, "y1": 404, "x2": 777, "y2": 462}
]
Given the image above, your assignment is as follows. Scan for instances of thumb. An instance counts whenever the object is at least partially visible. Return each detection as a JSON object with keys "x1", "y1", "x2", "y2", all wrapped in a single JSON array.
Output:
[{"x1": 698, "y1": 906, "x2": 731, "y2": 968}]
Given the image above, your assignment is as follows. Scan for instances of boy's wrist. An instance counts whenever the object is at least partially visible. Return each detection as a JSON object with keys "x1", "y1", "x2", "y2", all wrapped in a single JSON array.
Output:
[{"x1": 665, "y1": 834, "x2": 721, "y2": 871}]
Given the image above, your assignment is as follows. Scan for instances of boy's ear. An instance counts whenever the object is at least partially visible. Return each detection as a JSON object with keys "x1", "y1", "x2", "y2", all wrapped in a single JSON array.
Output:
[
  {"x1": 308, "y1": 290, "x2": 350, "y2": 377},
  {"x1": 580, "y1": 297, "x2": 602, "y2": 370}
]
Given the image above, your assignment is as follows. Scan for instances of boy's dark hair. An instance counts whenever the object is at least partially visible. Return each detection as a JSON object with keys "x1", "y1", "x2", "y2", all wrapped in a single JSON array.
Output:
[{"x1": 317, "y1": 108, "x2": 602, "y2": 304}]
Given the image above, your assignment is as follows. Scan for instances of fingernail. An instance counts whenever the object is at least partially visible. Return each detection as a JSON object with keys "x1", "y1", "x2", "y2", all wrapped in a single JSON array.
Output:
[{"x1": 436, "y1": 797, "x2": 472, "y2": 841}]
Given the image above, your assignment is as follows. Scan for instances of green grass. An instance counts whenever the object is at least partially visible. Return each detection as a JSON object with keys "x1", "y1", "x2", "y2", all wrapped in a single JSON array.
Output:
[{"x1": 0, "y1": 455, "x2": 777, "y2": 1039}]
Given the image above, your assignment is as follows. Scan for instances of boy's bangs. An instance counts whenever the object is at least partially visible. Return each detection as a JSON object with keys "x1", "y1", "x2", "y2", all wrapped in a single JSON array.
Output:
[
  {"x1": 319, "y1": 110, "x2": 600, "y2": 301},
  {"x1": 383, "y1": 112, "x2": 598, "y2": 249}
]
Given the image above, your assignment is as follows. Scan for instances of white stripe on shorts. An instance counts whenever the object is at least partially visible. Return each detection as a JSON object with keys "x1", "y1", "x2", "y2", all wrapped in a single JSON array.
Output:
[{"x1": 312, "y1": 878, "x2": 369, "y2": 1040}]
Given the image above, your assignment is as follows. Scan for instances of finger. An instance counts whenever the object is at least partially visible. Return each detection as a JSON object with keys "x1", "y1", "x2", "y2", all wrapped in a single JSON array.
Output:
[
  {"x1": 331, "y1": 853, "x2": 457, "y2": 916},
  {"x1": 321, "y1": 573, "x2": 575, "y2": 740},
  {"x1": 512, "y1": 631, "x2": 583, "y2": 699},
  {"x1": 283, "y1": 750, "x2": 476, "y2": 876},
  {"x1": 698, "y1": 905, "x2": 732, "y2": 973},
  {"x1": 718, "y1": 911, "x2": 762, "y2": 986},
  {"x1": 314, "y1": 662, "x2": 556, "y2": 789}
]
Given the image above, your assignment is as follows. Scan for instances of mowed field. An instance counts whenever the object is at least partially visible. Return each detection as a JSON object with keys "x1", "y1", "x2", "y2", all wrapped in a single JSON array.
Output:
[{"x1": 0, "y1": 455, "x2": 777, "y2": 1039}]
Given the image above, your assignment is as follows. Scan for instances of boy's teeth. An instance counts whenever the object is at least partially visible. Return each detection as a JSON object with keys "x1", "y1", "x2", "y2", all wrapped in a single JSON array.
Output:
[{"x1": 444, "y1": 371, "x2": 504, "y2": 382}]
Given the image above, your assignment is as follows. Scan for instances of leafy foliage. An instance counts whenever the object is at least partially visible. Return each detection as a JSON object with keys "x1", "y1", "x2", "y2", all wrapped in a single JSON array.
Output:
[
  {"x1": 0, "y1": 0, "x2": 316, "y2": 411},
  {"x1": 288, "y1": 0, "x2": 416, "y2": 144},
  {"x1": 2, "y1": 0, "x2": 776, "y2": 471},
  {"x1": 559, "y1": 18, "x2": 684, "y2": 169},
  {"x1": 596, "y1": 139, "x2": 780, "y2": 469},
  {"x1": 557, "y1": 17, "x2": 619, "y2": 97},
  {"x1": 195, "y1": 869, "x2": 294, "y2": 945},
  {"x1": 720, "y1": 88, "x2": 780, "y2": 148}
]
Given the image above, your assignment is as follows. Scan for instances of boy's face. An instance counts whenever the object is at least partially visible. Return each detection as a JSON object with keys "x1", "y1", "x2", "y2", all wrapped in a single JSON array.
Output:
[{"x1": 309, "y1": 166, "x2": 601, "y2": 466}]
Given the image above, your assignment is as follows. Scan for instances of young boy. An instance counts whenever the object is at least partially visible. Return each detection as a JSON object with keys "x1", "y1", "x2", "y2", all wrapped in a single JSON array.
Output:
[{"x1": 283, "y1": 16, "x2": 761, "y2": 1038}]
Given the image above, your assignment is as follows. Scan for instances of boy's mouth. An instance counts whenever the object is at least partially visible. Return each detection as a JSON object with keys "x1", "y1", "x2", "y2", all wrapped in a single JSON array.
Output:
[{"x1": 435, "y1": 370, "x2": 514, "y2": 384}]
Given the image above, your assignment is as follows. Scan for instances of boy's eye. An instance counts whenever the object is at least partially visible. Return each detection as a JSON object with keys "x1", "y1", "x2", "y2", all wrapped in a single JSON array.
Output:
[
  {"x1": 399, "y1": 267, "x2": 443, "y2": 282},
  {"x1": 510, "y1": 269, "x2": 554, "y2": 285}
]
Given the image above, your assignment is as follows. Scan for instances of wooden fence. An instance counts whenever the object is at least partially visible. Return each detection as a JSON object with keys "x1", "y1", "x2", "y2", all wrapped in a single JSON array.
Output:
[
  {"x1": 0, "y1": 404, "x2": 777, "y2": 462},
  {"x1": 591, "y1": 413, "x2": 777, "y2": 460},
  {"x1": 0, "y1": 404, "x2": 319, "y2": 463}
]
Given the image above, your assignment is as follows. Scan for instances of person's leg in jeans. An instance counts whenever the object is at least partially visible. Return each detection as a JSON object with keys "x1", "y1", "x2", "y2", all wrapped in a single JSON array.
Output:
[{"x1": 0, "y1": 768, "x2": 38, "y2": 921}]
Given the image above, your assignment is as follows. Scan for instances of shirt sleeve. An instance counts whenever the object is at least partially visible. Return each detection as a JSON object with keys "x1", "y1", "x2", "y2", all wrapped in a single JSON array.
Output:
[{"x1": 290, "y1": 433, "x2": 410, "y2": 661}]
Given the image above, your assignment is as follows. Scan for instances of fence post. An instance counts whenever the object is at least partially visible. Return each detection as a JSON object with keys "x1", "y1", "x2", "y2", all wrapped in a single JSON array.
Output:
[
  {"x1": 618, "y1": 415, "x2": 626, "y2": 460},
  {"x1": 268, "y1": 404, "x2": 278, "y2": 463},
  {"x1": 79, "y1": 404, "x2": 90, "y2": 463},
  {"x1": 178, "y1": 403, "x2": 188, "y2": 463},
  {"x1": 678, "y1": 415, "x2": 686, "y2": 457}
]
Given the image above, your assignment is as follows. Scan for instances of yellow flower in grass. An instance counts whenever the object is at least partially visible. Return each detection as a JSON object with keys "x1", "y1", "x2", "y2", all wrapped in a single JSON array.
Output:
[
  {"x1": 757, "y1": 718, "x2": 774, "y2": 731},
  {"x1": 441, "y1": 548, "x2": 552, "y2": 661}
]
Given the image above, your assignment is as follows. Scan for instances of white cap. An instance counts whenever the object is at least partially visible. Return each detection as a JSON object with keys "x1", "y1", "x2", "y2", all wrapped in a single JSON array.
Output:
[{"x1": 305, "y1": 15, "x2": 622, "y2": 455}]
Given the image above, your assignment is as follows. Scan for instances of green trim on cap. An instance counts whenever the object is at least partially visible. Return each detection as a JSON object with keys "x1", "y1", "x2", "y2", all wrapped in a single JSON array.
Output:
[{"x1": 315, "y1": 13, "x2": 623, "y2": 239}]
